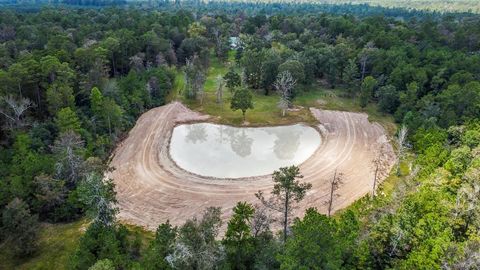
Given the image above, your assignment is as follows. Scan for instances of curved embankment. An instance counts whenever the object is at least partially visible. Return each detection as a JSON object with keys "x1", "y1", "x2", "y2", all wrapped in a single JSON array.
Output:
[{"x1": 108, "y1": 102, "x2": 395, "y2": 230}]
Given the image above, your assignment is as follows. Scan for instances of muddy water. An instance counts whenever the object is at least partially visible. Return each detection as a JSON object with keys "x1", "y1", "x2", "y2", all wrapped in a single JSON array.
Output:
[{"x1": 169, "y1": 123, "x2": 321, "y2": 178}]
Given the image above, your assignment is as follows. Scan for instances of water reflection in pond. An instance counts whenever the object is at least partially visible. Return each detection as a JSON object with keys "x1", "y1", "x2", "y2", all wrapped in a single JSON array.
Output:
[{"x1": 169, "y1": 123, "x2": 321, "y2": 178}]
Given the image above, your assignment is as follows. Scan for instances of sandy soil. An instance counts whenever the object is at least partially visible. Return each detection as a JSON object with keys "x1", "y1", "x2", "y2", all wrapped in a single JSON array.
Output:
[{"x1": 108, "y1": 102, "x2": 395, "y2": 230}]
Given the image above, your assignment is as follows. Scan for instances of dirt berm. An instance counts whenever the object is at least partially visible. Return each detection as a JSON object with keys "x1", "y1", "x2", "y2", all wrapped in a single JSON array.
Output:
[{"x1": 108, "y1": 102, "x2": 395, "y2": 230}]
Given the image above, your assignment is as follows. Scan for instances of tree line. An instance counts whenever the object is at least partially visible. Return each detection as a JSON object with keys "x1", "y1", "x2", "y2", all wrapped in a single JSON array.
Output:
[{"x1": 1, "y1": 6, "x2": 480, "y2": 269}]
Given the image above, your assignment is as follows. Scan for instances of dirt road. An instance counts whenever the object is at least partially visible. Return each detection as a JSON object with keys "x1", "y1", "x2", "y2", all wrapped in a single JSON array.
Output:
[{"x1": 108, "y1": 102, "x2": 395, "y2": 230}]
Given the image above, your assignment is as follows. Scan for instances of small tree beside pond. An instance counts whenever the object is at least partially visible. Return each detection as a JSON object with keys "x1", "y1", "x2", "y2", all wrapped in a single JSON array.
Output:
[{"x1": 231, "y1": 87, "x2": 254, "y2": 122}]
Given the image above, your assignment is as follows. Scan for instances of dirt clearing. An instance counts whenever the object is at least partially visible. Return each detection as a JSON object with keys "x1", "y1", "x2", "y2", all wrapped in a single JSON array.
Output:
[{"x1": 108, "y1": 102, "x2": 395, "y2": 230}]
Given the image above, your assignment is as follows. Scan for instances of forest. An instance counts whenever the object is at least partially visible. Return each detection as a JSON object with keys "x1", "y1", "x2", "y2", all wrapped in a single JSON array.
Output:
[{"x1": 0, "y1": 2, "x2": 480, "y2": 269}]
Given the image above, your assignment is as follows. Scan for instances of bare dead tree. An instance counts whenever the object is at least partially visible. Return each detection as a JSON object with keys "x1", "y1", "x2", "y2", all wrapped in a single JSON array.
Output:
[
  {"x1": 184, "y1": 56, "x2": 206, "y2": 103},
  {"x1": 395, "y1": 126, "x2": 409, "y2": 176},
  {"x1": 34, "y1": 174, "x2": 66, "y2": 213},
  {"x1": 358, "y1": 41, "x2": 377, "y2": 80},
  {"x1": 79, "y1": 172, "x2": 118, "y2": 227},
  {"x1": 0, "y1": 95, "x2": 33, "y2": 130},
  {"x1": 442, "y1": 240, "x2": 480, "y2": 270},
  {"x1": 51, "y1": 131, "x2": 85, "y2": 187},
  {"x1": 155, "y1": 52, "x2": 167, "y2": 67},
  {"x1": 274, "y1": 71, "x2": 296, "y2": 117},
  {"x1": 167, "y1": 207, "x2": 224, "y2": 269},
  {"x1": 371, "y1": 142, "x2": 390, "y2": 197},
  {"x1": 323, "y1": 169, "x2": 344, "y2": 217},
  {"x1": 251, "y1": 204, "x2": 274, "y2": 238},
  {"x1": 129, "y1": 53, "x2": 145, "y2": 72},
  {"x1": 453, "y1": 167, "x2": 480, "y2": 234},
  {"x1": 212, "y1": 27, "x2": 227, "y2": 60}
]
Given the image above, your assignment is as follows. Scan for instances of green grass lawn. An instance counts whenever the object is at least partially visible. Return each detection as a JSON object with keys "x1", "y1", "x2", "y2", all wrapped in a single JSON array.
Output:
[
  {"x1": 0, "y1": 219, "x2": 87, "y2": 270},
  {"x1": 172, "y1": 51, "x2": 396, "y2": 135},
  {"x1": 0, "y1": 220, "x2": 155, "y2": 270}
]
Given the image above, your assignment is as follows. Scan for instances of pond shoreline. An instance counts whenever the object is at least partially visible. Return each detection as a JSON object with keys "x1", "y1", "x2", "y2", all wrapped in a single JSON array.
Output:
[{"x1": 108, "y1": 101, "x2": 395, "y2": 231}]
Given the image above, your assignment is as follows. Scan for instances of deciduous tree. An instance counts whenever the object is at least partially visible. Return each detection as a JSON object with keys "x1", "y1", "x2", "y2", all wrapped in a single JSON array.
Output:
[
  {"x1": 0, "y1": 95, "x2": 33, "y2": 130},
  {"x1": 230, "y1": 87, "x2": 254, "y2": 122},
  {"x1": 224, "y1": 67, "x2": 241, "y2": 93}
]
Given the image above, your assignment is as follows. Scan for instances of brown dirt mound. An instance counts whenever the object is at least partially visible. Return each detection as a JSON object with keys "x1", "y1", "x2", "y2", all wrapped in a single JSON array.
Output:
[{"x1": 108, "y1": 102, "x2": 395, "y2": 230}]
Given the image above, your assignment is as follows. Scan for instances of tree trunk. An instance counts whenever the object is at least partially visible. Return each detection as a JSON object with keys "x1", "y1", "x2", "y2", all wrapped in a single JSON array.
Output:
[
  {"x1": 396, "y1": 159, "x2": 401, "y2": 176},
  {"x1": 36, "y1": 85, "x2": 41, "y2": 111},
  {"x1": 112, "y1": 54, "x2": 117, "y2": 77},
  {"x1": 328, "y1": 169, "x2": 337, "y2": 217},
  {"x1": 361, "y1": 58, "x2": 367, "y2": 81},
  {"x1": 242, "y1": 110, "x2": 246, "y2": 122},
  {"x1": 372, "y1": 165, "x2": 378, "y2": 197},
  {"x1": 283, "y1": 192, "x2": 289, "y2": 243}
]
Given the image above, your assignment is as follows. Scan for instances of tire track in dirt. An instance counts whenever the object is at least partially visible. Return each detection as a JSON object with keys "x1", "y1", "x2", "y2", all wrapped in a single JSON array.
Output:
[{"x1": 108, "y1": 102, "x2": 395, "y2": 230}]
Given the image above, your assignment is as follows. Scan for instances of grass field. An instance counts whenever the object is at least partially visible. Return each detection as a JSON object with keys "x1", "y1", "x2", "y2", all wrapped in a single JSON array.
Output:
[
  {"x1": 172, "y1": 52, "x2": 396, "y2": 135},
  {"x1": 0, "y1": 220, "x2": 155, "y2": 270},
  {"x1": 0, "y1": 220, "x2": 87, "y2": 270}
]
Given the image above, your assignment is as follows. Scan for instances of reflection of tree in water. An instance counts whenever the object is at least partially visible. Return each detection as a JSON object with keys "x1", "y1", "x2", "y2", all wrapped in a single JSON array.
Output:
[
  {"x1": 185, "y1": 124, "x2": 208, "y2": 144},
  {"x1": 267, "y1": 128, "x2": 301, "y2": 160},
  {"x1": 226, "y1": 128, "x2": 253, "y2": 158},
  {"x1": 215, "y1": 125, "x2": 228, "y2": 144}
]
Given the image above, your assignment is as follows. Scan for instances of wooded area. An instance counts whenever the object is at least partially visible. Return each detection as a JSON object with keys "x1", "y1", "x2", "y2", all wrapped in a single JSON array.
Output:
[{"x1": 0, "y1": 2, "x2": 480, "y2": 269}]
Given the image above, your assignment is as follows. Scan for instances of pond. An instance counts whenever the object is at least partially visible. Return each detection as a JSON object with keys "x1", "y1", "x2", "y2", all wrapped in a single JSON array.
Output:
[{"x1": 169, "y1": 123, "x2": 322, "y2": 178}]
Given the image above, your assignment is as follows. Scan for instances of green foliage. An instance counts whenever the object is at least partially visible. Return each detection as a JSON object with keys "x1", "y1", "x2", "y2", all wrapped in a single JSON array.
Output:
[
  {"x1": 183, "y1": 56, "x2": 206, "y2": 100},
  {"x1": 241, "y1": 49, "x2": 266, "y2": 89},
  {"x1": 342, "y1": 58, "x2": 360, "y2": 95},
  {"x1": 1, "y1": 198, "x2": 39, "y2": 257},
  {"x1": 223, "y1": 67, "x2": 241, "y2": 93},
  {"x1": 377, "y1": 84, "x2": 399, "y2": 113},
  {"x1": 444, "y1": 146, "x2": 472, "y2": 175},
  {"x1": 69, "y1": 224, "x2": 131, "y2": 270},
  {"x1": 88, "y1": 259, "x2": 115, "y2": 270},
  {"x1": 55, "y1": 107, "x2": 82, "y2": 134},
  {"x1": 360, "y1": 76, "x2": 377, "y2": 108},
  {"x1": 223, "y1": 202, "x2": 255, "y2": 269},
  {"x1": 90, "y1": 87, "x2": 123, "y2": 136},
  {"x1": 46, "y1": 83, "x2": 75, "y2": 115},
  {"x1": 168, "y1": 207, "x2": 225, "y2": 269},
  {"x1": 280, "y1": 208, "x2": 341, "y2": 269},
  {"x1": 257, "y1": 165, "x2": 312, "y2": 243},
  {"x1": 230, "y1": 88, "x2": 254, "y2": 121},
  {"x1": 3, "y1": 134, "x2": 54, "y2": 204},
  {"x1": 437, "y1": 82, "x2": 480, "y2": 127},
  {"x1": 278, "y1": 60, "x2": 305, "y2": 85},
  {"x1": 142, "y1": 221, "x2": 176, "y2": 270},
  {"x1": 2, "y1": 6, "x2": 480, "y2": 270},
  {"x1": 90, "y1": 87, "x2": 104, "y2": 117}
]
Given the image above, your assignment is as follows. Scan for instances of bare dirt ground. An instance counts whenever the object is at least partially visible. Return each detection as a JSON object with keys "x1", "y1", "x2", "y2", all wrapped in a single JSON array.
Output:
[{"x1": 108, "y1": 102, "x2": 395, "y2": 230}]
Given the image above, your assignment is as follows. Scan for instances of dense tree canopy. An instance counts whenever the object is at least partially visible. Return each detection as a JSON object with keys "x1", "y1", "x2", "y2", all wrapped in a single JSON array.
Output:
[{"x1": 1, "y1": 4, "x2": 480, "y2": 269}]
